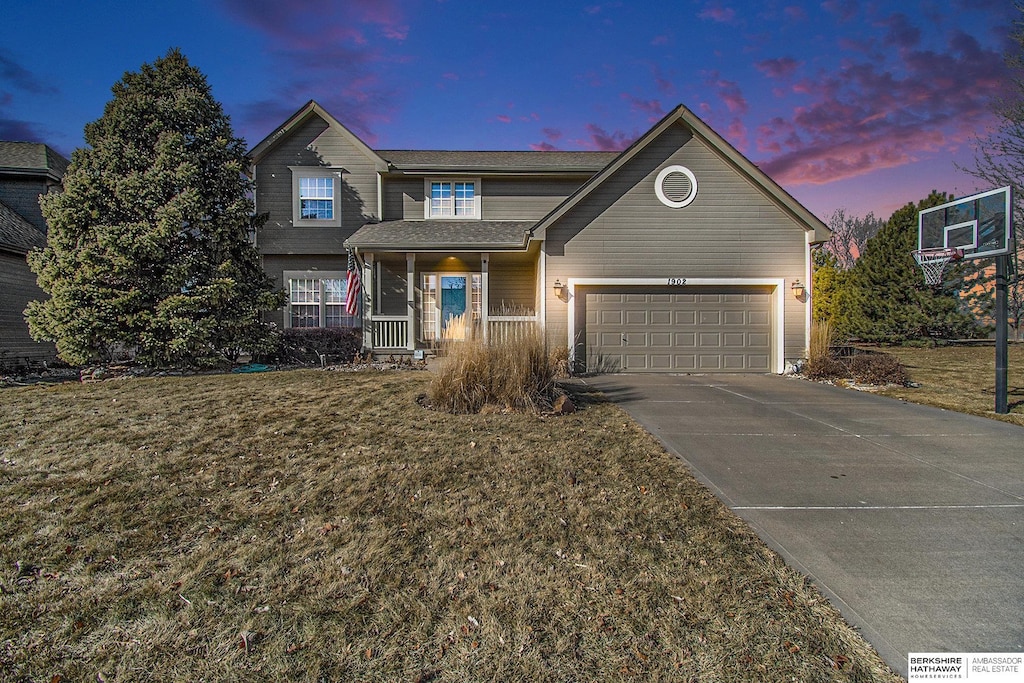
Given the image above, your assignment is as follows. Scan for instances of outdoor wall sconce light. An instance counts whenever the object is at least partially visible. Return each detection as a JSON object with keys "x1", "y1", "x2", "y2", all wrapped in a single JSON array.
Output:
[
  {"x1": 553, "y1": 279, "x2": 565, "y2": 298},
  {"x1": 791, "y1": 279, "x2": 805, "y2": 300}
]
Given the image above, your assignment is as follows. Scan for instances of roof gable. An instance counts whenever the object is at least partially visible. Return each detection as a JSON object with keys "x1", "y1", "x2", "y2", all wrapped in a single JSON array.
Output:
[
  {"x1": 248, "y1": 100, "x2": 388, "y2": 172},
  {"x1": 533, "y1": 104, "x2": 830, "y2": 243}
]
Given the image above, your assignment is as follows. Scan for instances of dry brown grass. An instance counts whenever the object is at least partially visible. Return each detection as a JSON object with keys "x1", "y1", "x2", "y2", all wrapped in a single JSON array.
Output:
[
  {"x1": 870, "y1": 343, "x2": 1024, "y2": 426},
  {"x1": 1, "y1": 370, "x2": 901, "y2": 682},
  {"x1": 428, "y1": 323, "x2": 555, "y2": 414}
]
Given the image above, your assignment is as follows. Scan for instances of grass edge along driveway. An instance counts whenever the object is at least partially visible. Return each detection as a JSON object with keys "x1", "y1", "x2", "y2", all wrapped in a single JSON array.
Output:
[{"x1": 0, "y1": 370, "x2": 902, "y2": 682}]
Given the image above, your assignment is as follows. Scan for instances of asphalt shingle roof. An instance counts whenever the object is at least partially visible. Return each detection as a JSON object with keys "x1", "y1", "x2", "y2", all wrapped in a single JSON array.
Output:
[
  {"x1": 378, "y1": 150, "x2": 617, "y2": 173},
  {"x1": 345, "y1": 220, "x2": 534, "y2": 251},
  {"x1": 0, "y1": 141, "x2": 69, "y2": 179},
  {"x1": 0, "y1": 200, "x2": 46, "y2": 254}
]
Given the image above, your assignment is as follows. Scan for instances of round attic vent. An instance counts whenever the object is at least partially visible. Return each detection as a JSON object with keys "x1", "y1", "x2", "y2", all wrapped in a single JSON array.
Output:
[{"x1": 655, "y1": 165, "x2": 698, "y2": 208}]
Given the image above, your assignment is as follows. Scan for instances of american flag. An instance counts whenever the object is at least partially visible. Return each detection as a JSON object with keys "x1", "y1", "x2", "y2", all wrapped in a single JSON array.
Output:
[{"x1": 345, "y1": 250, "x2": 361, "y2": 317}]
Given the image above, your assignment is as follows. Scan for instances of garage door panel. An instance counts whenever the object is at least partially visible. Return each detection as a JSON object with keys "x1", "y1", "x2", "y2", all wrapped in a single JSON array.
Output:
[
  {"x1": 625, "y1": 310, "x2": 647, "y2": 325},
  {"x1": 584, "y1": 285, "x2": 774, "y2": 373}
]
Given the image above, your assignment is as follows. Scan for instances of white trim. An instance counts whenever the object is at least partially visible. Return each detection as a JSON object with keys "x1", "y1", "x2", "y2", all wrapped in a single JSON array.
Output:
[
  {"x1": 289, "y1": 167, "x2": 343, "y2": 227},
  {"x1": 943, "y1": 221, "x2": 978, "y2": 250},
  {"x1": 654, "y1": 165, "x2": 698, "y2": 208},
  {"x1": 281, "y1": 270, "x2": 350, "y2": 329},
  {"x1": 406, "y1": 253, "x2": 416, "y2": 351},
  {"x1": 804, "y1": 232, "x2": 812, "y2": 359},
  {"x1": 539, "y1": 242, "x2": 547, "y2": 336},
  {"x1": 424, "y1": 177, "x2": 482, "y2": 219},
  {"x1": 481, "y1": 253, "x2": 490, "y2": 342},
  {"x1": 566, "y1": 277, "x2": 786, "y2": 374}
]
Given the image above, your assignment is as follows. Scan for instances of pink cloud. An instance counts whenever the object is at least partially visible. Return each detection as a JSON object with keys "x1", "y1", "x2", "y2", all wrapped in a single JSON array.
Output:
[
  {"x1": 783, "y1": 5, "x2": 807, "y2": 21},
  {"x1": 579, "y1": 123, "x2": 637, "y2": 152},
  {"x1": 651, "y1": 34, "x2": 670, "y2": 46},
  {"x1": 530, "y1": 141, "x2": 559, "y2": 151},
  {"x1": 756, "y1": 26, "x2": 1008, "y2": 186},
  {"x1": 495, "y1": 115, "x2": 511, "y2": 124},
  {"x1": 698, "y1": 5, "x2": 736, "y2": 23},
  {"x1": 755, "y1": 57, "x2": 801, "y2": 79},
  {"x1": 621, "y1": 94, "x2": 665, "y2": 122},
  {"x1": 220, "y1": 0, "x2": 411, "y2": 143}
]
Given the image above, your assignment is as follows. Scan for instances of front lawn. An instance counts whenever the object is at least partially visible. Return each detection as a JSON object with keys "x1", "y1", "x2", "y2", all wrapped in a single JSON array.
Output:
[
  {"x1": 869, "y1": 343, "x2": 1024, "y2": 427},
  {"x1": 0, "y1": 370, "x2": 901, "y2": 681}
]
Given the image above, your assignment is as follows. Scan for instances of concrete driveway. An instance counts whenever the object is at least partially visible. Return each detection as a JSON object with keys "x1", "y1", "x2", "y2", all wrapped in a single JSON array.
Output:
[{"x1": 580, "y1": 373, "x2": 1024, "y2": 678}]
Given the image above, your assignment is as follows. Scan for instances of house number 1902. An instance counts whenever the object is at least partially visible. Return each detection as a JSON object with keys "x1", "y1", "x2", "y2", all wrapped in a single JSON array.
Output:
[{"x1": 667, "y1": 277, "x2": 687, "y2": 286}]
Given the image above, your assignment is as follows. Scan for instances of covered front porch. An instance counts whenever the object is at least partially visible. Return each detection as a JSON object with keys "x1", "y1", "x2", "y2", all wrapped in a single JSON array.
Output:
[{"x1": 346, "y1": 221, "x2": 543, "y2": 353}]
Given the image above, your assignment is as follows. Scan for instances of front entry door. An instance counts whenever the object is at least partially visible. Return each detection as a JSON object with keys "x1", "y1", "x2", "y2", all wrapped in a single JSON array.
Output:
[{"x1": 440, "y1": 275, "x2": 468, "y2": 339}]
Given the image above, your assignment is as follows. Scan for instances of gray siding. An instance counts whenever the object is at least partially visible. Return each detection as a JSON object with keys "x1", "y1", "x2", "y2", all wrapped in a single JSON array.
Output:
[
  {"x1": 261, "y1": 254, "x2": 346, "y2": 328},
  {"x1": 382, "y1": 175, "x2": 587, "y2": 221},
  {"x1": 544, "y1": 121, "x2": 809, "y2": 365},
  {"x1": 0, "y1": 251, "x2": 56, "y2": 368},
  {"x1": 255, "y1": 115, "x2": 380, "y2": 255},
  {"x1": 0, "y1": 179, "x2": 51, "y2": 233},
  {"x1": 488, "y1": 251, "x2": 536, "y2": 315}
]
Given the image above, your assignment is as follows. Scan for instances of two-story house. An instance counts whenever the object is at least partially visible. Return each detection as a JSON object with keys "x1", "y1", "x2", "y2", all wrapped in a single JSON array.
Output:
[
  {"x1": 0, "y1": 141, "x2": 67, "y2": 369},
  {"x1": 249, "y1": 101, "x2": 829, "y2": 374}
]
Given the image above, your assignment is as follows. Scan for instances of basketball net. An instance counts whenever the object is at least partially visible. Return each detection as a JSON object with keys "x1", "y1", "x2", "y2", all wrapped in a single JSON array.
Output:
[{"x1": 912, "y1": 247, "x2": 964, "y2": 287}]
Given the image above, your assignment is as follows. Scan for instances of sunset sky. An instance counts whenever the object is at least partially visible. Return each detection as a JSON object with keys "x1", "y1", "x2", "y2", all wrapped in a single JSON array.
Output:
[{"x1": 1, "y1": 0, "x2": 1015, "y2": 222}]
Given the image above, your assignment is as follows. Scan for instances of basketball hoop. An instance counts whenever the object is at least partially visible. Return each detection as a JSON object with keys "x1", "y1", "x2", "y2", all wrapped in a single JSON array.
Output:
[{"x1": 912, "y1": 247, "x2": 964, "y2": 286}]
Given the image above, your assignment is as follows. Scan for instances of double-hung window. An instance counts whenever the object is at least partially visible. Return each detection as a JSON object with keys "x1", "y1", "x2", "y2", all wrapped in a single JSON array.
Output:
[
  {"x1": 427, "y1": 179, "x2": 479, "y2": 218},
  {"x1": 290, "y1": 168, "x2": 342, "y2": 227},
  {"x1": 285, "y1": 271, "x2": 358, "y2": 328}
]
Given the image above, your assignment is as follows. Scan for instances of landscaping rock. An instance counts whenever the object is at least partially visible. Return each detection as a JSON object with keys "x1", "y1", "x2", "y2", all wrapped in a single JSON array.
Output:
[{"x1": 552, "y1": 394, "x2": 575, "y2": 415}]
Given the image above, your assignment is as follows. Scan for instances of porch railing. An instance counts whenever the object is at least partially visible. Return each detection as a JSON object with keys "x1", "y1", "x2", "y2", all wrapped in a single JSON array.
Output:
[
  {"x1": 372, "y1": 316, "x2": 409, "y2": 349},
  {"x1": 487, "y1": 316, "x2": 537, "y2": 342}
]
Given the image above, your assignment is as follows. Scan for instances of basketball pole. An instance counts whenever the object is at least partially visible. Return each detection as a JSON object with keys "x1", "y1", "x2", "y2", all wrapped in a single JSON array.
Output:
[{"x1": 995, "y1": 252, "x2": 1009, "y2": 414}]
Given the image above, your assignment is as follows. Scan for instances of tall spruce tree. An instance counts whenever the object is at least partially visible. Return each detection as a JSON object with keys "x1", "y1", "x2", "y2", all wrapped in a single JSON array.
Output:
[
  {"x1": 847, "y1": 191, "x2": 979, "y2": 342},
  {"x1": 26, "y1": 49, "x2": 284, "y2": 367}
]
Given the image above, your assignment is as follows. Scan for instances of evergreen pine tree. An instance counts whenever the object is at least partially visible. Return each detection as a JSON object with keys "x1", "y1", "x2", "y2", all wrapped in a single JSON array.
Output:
[
  {"x1": 847, "y1": 191, "x2": 979, "y2": 342},
  {"x1": 26, "y1": 49, "x2": 284, "y2": 367}
]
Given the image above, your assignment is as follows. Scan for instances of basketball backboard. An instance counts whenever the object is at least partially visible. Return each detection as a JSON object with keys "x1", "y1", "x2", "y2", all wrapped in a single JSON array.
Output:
[{"x1": 918, "y1": 186, "x2": 1012, "y2": 260}]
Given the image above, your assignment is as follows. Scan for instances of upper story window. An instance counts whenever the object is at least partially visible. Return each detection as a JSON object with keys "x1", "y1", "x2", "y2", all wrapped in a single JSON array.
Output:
[
  {"x1": 290, "y1": 167, "x2": 342, "y2": 227},
  {"x1": 299, "y1": 177, "x2": 334, "y2": 219},
  {"x1": 427, "y1": 179, "x2": 479, "y2": 219}
]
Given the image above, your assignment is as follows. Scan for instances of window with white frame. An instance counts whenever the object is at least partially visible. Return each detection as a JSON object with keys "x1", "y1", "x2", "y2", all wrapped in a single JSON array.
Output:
[
  {"x1": 285, "y1": 272, "x2": 358, "y2": 328},
  {"x1": 290, "y1": 168, "x2": 342, "y2": 227},
  {"x1": 427, "y1": 179, "x2": 479, "y2": 218}
]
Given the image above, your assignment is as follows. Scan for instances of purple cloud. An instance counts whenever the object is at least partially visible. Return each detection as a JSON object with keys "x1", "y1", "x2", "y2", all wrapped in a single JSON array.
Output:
[
  {"x1": 220, "y1": 0, "x2": 409, "y2": 144},
  {"x1": 755, "y1": 57, "x2": 801, "y2": 79},
  {"x1": 580, "y1": 123, "x2": 637, "y2": 151},
  {"x1": 756, "y1": 26, "x2": 1008, "y2": 186},
  {"x1": 698, "y1": 5, "x2": 736, "y2": 23},
  {"x1": 622, "y1": 94, "x2": 665, "y2": 122},
  {"x1": 0, "y1": 50, "x2": 57, "y2": 95}
]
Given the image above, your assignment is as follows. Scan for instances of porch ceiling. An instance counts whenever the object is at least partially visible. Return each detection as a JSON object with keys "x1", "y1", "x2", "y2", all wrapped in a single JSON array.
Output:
[{"x1": 345, "y1": 220, "x2": 535, "y2": 251}]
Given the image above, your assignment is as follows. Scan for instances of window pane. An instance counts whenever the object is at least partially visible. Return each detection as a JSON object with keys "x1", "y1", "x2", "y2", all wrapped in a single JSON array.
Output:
[
  {"x1": 323, "y1": 278, "x2": 346, "y2": 303},
  {"x1": 290, "y1": 279, "x2": 320, "y2": 304},
  {"x1": 431, "y1": 182, "x2": 452, "y2": 217},
  {"x1": 291, "y1": 304, "x2": 319, "y2": 328},
  {"x1": 299, "y1": 177, "x2": 334, "y2": 219},
  {"x1": 455, "y1": 182, "x2": 475, "y2": 216}
]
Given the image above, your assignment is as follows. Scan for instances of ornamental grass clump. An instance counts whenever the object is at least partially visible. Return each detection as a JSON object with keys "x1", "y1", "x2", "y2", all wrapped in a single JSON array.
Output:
[{"x1": 428, "y1": 317, "x2": 555, "y2": 414}]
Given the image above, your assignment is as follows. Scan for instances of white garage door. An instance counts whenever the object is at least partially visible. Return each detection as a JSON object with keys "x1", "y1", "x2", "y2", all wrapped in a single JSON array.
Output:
[{"x1": 583, "y1": 286, "x2": 773, "y2": 373}]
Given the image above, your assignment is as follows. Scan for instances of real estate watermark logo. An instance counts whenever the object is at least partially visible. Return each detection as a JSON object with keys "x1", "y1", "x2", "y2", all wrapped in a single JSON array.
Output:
[{"x1": 908, "y1": 653, "x2": 1023, "y2": 682}]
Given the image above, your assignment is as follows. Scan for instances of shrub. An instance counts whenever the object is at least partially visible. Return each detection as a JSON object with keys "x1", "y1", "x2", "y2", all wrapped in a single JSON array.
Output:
[
  {"x1": 276, "y1": 327, "x2": 363, "y2": 365},
  {"x1": 805, "y1": 347, "x2": 909, "y2": 386},
  {"x1": 428, "y1": 322, "x2": 556, "y2": 414}
]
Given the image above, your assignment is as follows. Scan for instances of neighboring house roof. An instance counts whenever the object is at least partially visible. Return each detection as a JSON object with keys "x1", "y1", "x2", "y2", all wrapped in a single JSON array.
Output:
[
  {"x1": 532, "y1": 104, "x2": 832, "y2": 244},
  {"x1": 0, "y1": 199, "x2": 46, "y2": 254},
  {"x1": 378, "y1": 150, "x2": 617, "y2": 174},
  {"x1": 346, "y1": 220, "x2": 533, "y2": 251},
  {"x1": 0, "y1": 141, "x2": 69, "y2": 181},
  {"x1": 248, "y1": 100, "x2": 389, "y2": 172}
]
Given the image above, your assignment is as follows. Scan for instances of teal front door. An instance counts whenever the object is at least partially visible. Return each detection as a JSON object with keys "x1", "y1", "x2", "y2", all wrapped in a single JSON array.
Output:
[{"x1": 440, "y1": 276, "x2": 467, "y2": 337}]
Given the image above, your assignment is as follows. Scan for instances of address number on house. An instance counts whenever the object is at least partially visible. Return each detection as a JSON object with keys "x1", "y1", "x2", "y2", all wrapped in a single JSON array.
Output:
[{"x1": 667, "y1": 278, "x2": 687, "y2": 286}]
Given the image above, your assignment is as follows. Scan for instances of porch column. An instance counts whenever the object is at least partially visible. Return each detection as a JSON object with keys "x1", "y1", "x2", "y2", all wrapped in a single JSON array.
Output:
[
  {"x1": 406, "y1": 252, "x2": 416, "y2": 351},
  {"x1": 362, "y1": 252, "x2": 374, "y2": 351},
  {"x1": 481, "y1": 252, "x2": 489, "y2": 343}
]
